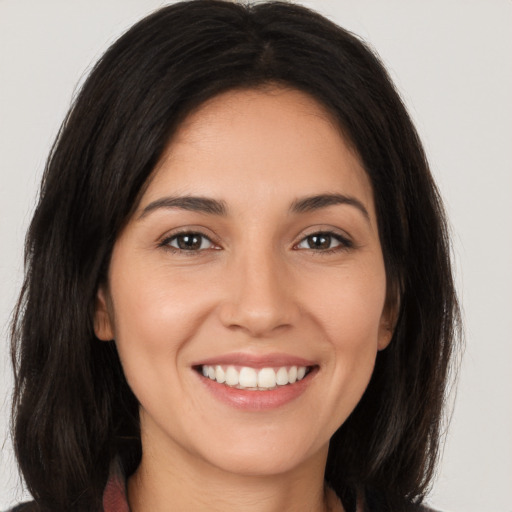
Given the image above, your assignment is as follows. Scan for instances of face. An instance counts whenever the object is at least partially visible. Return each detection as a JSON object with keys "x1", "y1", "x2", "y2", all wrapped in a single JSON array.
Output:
[{"x1": 95, "y1": 87, "x2": 393, "y2": 477}]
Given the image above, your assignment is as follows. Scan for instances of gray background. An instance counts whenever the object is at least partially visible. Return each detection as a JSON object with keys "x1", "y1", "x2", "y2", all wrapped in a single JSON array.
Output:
[{"x1": 1, "y1": 1, "x2": 511, "y2": 510}]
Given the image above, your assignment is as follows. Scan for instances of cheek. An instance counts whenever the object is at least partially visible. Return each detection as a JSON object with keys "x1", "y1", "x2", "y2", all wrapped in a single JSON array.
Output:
[
  {"x1": 302, "y1": 264, "x2": 386, "y2": 416},
  {"x1": 108, "y1": 258, "x2": 222, "y2": 385},
  {"x1": 111, "y1": 256, "x2": 208, "y2": 337},
  {"x1": 306, "y1": 263, "x2": 387, "y2": 346},
  {"x1": 107, "y1": 260, "x2": 185, "y2": 380}
]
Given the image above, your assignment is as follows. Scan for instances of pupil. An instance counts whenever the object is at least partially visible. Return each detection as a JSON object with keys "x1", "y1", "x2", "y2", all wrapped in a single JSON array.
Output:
[
  {"x1": 309, "y1": 234, "x2": 330, "y2": 249},
  {"x1": 178, "y1": 234, "x2": 201, "y2": 250}
]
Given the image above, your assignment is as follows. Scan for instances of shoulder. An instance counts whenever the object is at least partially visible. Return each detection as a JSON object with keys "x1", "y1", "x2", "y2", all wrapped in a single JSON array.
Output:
[
  {"x1": 405, "y1": 504, "x2": 443, "y2": 512},
  {"x1": 4, "y1": 502, "x2": 39, "y2": 512},
  {"x1": 364, "y1": 489, "x2": 444, "y2": 512},
  {"x1": 406, "y1": 503, "x2": 444, "y2": 512}
]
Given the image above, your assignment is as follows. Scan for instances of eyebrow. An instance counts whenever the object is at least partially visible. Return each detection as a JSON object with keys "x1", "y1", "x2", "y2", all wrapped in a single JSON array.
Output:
[
  {"x1": 290, "y1": 193, "x2": 370, "y2": 222},
  {"x1": 138, "y1": 192, "x2": 370, "y2": 222},
  {"x1": 138, "y1": 196, "x2": 227, "y2": 219}
]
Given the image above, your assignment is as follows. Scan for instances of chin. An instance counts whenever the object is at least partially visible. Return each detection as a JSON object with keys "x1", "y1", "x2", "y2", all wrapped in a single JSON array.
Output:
[{"x1": 190, "y1": 425, "x2": 331, "y2": 478}]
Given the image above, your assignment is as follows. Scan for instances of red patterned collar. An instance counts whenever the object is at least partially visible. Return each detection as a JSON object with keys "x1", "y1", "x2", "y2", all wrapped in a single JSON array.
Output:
[{"x1": 102, "y1": 459, "x2": 130, "y2": 512}]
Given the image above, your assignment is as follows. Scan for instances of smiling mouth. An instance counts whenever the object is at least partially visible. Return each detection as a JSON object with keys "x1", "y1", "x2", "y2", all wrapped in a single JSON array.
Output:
[{"x1": 195, "y1": 364, "x2": 314, "y2": 391}]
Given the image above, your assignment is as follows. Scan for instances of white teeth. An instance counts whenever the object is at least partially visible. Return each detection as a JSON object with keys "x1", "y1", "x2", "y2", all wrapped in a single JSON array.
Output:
[
  {"x1": 288, "y1": 366, "x2": 297, "y2": 384},
  {"x1": 257, "y1": 367, "x2": 276, "y2": 388},
  {"x1": 239, "y1": 367, "x2": 257, "y2": 388},
  {"x1": 200, "y1": 364, "x2": 310, "y2": 390},
  {"x1": 225, "y1": 366, "x2": 239, "y2": 386},
  {"x1": 276, "y1": 367, "x2": 288, "y2": 386},
  {"x1": 215, "y1": 365, "x2": 226, "y2": 384}
]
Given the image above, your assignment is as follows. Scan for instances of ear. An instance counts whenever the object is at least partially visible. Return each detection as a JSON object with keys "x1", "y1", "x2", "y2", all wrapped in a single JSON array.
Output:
[
  {"x1": 377, "y1": 290, "x2": 400, "y2": 351},
  {"x1": 377, "y1": 317, "x2": 394, "y2": 351},
  {"x1": 94, "y1": 285, "x2": 115, "y2": 341}
]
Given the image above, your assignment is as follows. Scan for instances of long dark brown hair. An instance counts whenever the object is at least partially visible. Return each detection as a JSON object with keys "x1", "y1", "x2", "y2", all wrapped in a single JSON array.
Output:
[{"x1": 11, "y1": 1, "x2": 460, "y2": 510}]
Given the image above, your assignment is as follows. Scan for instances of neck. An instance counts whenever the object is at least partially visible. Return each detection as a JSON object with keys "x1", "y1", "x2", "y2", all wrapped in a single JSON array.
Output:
[{"x1": 127, "y1": 428, "x2": 343, "y2": 512}]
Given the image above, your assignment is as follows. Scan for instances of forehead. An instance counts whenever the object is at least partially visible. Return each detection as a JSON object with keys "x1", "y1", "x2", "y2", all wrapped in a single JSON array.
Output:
[{"x1": 142, "y1": 86, "x2": 375, "y2": 218}]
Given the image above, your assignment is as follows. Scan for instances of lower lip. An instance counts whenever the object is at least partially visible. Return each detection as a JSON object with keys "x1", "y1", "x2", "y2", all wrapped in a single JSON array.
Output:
[{"x1": 197, "y1": 368, "x2": 317, "y2": 411}]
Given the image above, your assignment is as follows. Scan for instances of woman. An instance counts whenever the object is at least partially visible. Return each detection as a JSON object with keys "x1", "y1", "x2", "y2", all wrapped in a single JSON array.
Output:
[{"x1": 9, "y1": 1, "x2": 460, "y2": 511}]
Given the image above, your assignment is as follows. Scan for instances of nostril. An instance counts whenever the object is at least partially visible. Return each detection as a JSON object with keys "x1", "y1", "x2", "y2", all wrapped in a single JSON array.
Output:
[{"x1": 218, "y1": 302, "x2": 297, "y2": 337}]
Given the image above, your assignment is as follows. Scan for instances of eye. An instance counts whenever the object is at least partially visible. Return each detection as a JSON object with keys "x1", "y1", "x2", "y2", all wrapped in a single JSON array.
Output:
[
  {"x1": 295, "y1": 232, "x2": 352, "y2": 251},
  {"x1": 163, "y1": 232, "x2": 216, "y2": 251}
]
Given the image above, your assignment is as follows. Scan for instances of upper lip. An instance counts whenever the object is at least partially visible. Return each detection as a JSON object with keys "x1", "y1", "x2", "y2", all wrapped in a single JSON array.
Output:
[{"x1": 192, "y1": 352, "x2": 317, "y2": 369}]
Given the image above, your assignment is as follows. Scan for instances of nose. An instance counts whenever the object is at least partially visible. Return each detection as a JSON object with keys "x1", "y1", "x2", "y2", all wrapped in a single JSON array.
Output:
[{"x1": 218, "y1": 247, "x2": 300, "y2": 338}]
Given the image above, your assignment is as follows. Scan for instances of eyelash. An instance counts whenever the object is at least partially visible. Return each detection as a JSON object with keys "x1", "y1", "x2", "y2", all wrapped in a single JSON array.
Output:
[
  {"x1": 159, "y1": 230, "x2": 353, "y2": 255},
  {"x1": 159, "y1": 231, "x2": 219, "y2": 254},
  {"x1": 294, "y1": 231, "x2": 353, "y2": 253}
]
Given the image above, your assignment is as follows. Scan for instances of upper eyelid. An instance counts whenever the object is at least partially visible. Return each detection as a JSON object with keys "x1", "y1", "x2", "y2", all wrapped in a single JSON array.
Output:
[
  {"x1": 299, "y1": 229, "x2": 349, "y2": 239},
  {"x1": 294, "y1": 226, "x2": 353, "y2": 243},
  {"x1": 294, "y1": 231, "x2": 352, "y2": 249},
  {"x1": 157, "y1": 226, "x2": 354, "y2": 249},
  {"x1": 156, "y1": 232, "x2": 218, "y2": 255},
  {"x1": 159, "y1": 227, "x2": 219, "y2": 244}
]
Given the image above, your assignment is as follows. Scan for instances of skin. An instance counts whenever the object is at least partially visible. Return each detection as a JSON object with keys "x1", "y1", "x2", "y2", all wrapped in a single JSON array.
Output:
[{"x1": 95, "y1": 87, "x2": 393, "y2": 512}]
